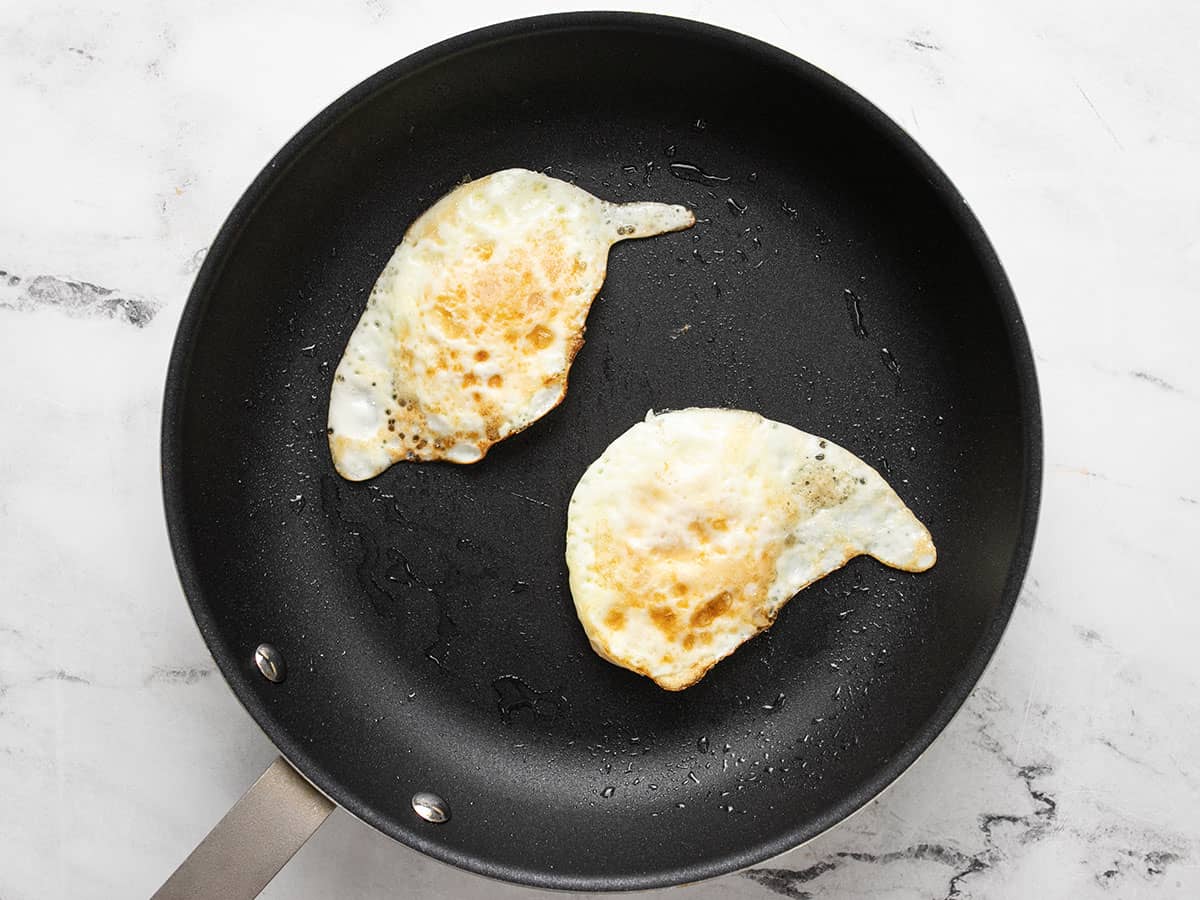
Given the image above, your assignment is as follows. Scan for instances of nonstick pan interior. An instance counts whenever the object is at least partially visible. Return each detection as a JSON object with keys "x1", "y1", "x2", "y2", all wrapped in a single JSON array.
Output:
[{"x1": 163, "y1": 13, "x2": 1040, "y2": 892}]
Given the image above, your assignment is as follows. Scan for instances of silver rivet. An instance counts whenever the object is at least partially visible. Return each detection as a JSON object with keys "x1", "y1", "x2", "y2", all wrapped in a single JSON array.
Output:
[
  {"x1": 411, "y1": 791, "x2": 450, "y2": 823},
  {"x1": 254, "y1": 643, "x2": 286, "y2": 683}
]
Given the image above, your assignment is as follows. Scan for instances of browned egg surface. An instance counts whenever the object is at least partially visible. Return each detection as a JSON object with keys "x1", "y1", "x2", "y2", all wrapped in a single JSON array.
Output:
[
  {"x1": 327, "y1": 169, "x2": 693, "y2": 480},
  {"x1": 566, "y1": 409, "x2": 936, "y2": 690}
]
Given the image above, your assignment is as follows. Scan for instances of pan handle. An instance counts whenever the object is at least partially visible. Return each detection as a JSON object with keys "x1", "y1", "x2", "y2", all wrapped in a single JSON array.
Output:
[{"x1": 152, "y1": 757, "x2": 334, "y2": 900}]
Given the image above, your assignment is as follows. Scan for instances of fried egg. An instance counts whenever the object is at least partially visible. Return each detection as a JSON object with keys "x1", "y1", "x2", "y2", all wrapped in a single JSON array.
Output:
[
  {"x1": 566, "y1": 408, "x2": 936, "y2": 690},
  {"x1": 327, "y1": 168, "x2": 694, "y2": 480}
]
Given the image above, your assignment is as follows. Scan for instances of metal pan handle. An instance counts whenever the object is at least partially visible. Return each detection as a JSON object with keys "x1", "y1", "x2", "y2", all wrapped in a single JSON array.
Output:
[{"x1": 152, "y1": 757, "x2": 334, "y2": 899}]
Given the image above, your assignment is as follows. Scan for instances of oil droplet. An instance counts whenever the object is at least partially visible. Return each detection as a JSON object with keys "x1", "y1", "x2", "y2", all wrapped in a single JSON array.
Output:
[
  {"x1": 668, "y1": 162, "x2": 731, "y2": 185},
  {"x1": 726, "y1": 197, "x2": 748, "y2": 216},
  {"x1": 423, "y1": 606, "x2": 459, "y2": 668},
  {"x1": 289, "y1": 494, "x2": 305, "y2": 512},
  {"x1": 664, "y1": 144, "x2": 677, "y2": 157},
  {"x1": 601, "y1": 786, "x2": 615, "y2": 798},
  {"x1": 880, "y1": 347, "x2": 902, "y2": 386},
  {"x1": 693, "y1": 118, "x2": 707, "y2": 131},
  {"x1": 843, "y1": 289, "x2": 868, "y2": 338},
  {"x1": 697, "y1": 736, "x2": 709, "y2": 753},
  {"x1": 388, "y1": 552, "x2": 420, "y2": 590},
  {"x1": 492, "y1": 675, "x2": 565, "y2": 718}
]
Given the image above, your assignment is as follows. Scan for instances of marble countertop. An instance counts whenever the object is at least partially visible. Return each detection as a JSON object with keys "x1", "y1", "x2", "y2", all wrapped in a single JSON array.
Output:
[{"x1": 2, "y1": 1, "x2": 1197, "y2": 897}]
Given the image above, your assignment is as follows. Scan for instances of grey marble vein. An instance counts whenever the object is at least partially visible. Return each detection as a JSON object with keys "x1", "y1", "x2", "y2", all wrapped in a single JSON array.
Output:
[
  {"x1": 35, "y1": 669, "x2": 90, "y2": 685},
  {"x1": 1075, "y1": 81, "x2": 1126, "y2": 150},
  {"x1": 0, "y1": 268, "x2": 160, "y2": 326},
  {"x1": 1129, "y1": 370, "x2": 1179, "y2": 392},
  {"x1": 146, "y1": 665, "x2": 214, "y2": 685},
  {"x1": 183, "y1": 246, "x2": 208, "y2": 274}
]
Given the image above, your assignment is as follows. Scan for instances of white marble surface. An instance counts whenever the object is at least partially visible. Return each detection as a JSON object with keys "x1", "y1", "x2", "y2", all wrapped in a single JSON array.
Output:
[{"x1": 2, "y1": 1, "x2": 1198, "y2": 897}]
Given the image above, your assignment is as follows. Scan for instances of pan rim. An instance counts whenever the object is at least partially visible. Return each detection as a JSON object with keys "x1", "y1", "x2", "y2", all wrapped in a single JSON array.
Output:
[{"x1": 161, "y1": 10, "x2": 1042, "y2": 892}]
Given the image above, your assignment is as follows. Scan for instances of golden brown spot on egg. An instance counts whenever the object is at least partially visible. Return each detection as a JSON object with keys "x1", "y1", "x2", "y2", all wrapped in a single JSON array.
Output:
[
  {"x1": 686, "y1": 520, "x2": 704, "y2": 541},
  {"x1": 672, "y1": 582, "x2": 688, "y2": 597},
  {"x1": 332, "y1": 174, "x2": 651, "y2": 474},
  {"x1": 433, "y1": 302, "x2": 467, "y2": 338},
  {"x1": 585, "y1": 508, "x2": 785, "y2": 648},
  {"x1": 690, "y1": 591, "x2": 732, "y2": 628},
  {"x1": 648, "y1": 605, "x2": 679, "y2": 640},
  {"x1": 802, "y1": 466, "x2": 854, "y2": 510},
  {"x1": 527, "y1": 324, "x2": 554, "y2": 349},
  {"x1": 682, "y1": 634, "x2": 696, "y2": 650},
  {"x1": 604, "y1": 608, "x2": 626, "y2": 631},
  {"x1": 541, "y1": 252, "x2": 565, "y2": 282}
]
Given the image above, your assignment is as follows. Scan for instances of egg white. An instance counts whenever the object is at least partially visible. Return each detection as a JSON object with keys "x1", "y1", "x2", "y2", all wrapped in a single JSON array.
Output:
[
  {"x1": 328, "y1": 168, "x2": 694, "y2": 480},
  {"x1": 565, "y1": 408, "x2": 936, "y2": 690}
]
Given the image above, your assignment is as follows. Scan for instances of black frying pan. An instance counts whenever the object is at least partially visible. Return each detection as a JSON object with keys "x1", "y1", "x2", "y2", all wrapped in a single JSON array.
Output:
[{"x1": 160, "y1": 12, "x2": 1040, "y2": 894}]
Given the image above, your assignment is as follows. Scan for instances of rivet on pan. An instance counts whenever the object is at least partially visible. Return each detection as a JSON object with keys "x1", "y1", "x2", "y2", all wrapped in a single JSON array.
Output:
[
  {"x1": 412, "y1": 791, "x2": 450, "y2": 824},
  {"x1": 254, "y1": 643, "x2": 286, "y2": 683}
]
